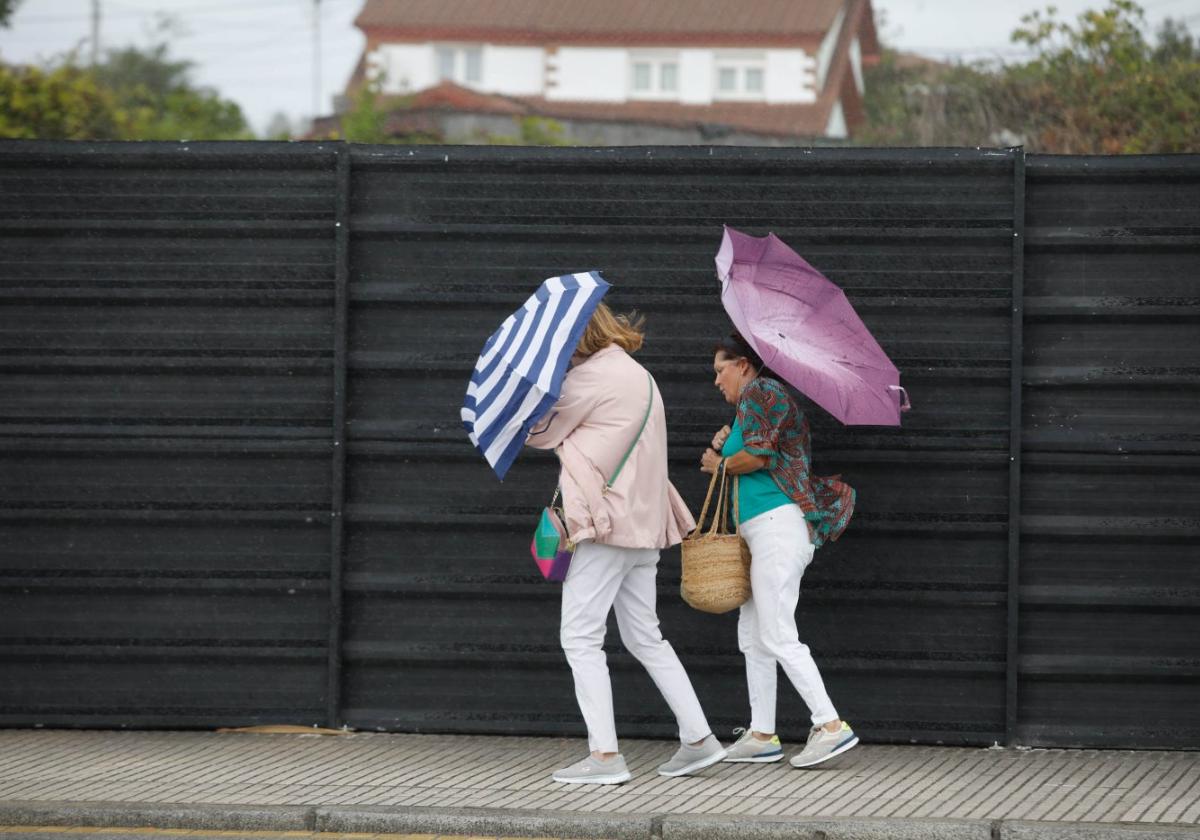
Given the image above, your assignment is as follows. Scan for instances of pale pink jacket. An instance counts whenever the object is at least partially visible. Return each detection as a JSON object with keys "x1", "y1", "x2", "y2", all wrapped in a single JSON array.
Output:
[{"x1": 527, "y1": 345, "x2": 696, "y2": 549}]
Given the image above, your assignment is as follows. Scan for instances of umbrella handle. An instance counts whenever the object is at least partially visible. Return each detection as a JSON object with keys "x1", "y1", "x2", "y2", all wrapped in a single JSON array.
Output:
[{"x1": 889, "y1": 386, "x2": 911, "y2": 412}]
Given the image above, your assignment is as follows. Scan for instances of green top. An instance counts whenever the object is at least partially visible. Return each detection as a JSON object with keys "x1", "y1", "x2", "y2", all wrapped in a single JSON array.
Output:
[{"x1": 721, "y1": 417, "x2": 793, "y2": 524}]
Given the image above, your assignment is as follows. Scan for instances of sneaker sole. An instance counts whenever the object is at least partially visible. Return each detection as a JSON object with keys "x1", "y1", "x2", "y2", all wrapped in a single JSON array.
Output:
[
  {"x1": 552, "y1": 770, "x2": 632, "y2": 785},
  {"x1": 723, "y1": 751, "x2": 785, "y2": 763},
  {"x1": 790, "y1": 735, "x2": 859, "y2": 769},
  {"x1": 658, "y1": 748, "x2": 728, "y2": 777}
]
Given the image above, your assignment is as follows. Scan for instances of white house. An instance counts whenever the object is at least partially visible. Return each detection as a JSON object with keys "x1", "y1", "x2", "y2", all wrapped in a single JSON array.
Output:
[{"x1": 342, "y1": 0, "x2": 880, "y2": 145}]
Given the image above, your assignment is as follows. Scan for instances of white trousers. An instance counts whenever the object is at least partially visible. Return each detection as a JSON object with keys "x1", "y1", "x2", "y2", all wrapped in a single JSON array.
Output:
[
  {"x1": 738, "y1": 504, "x2": 839, "y2": 733},
  {"x1": 560, "y1": 540, "x2": 712, "y2": 753}
]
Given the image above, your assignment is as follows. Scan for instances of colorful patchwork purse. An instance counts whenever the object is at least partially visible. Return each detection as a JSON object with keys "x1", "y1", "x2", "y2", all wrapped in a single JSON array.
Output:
[
  {"x1": 531, "y1": 488, "x2": 573, "y2": 582},
  {"x1": 530, "y1": 372, "x2": 654, "y2": 582}
]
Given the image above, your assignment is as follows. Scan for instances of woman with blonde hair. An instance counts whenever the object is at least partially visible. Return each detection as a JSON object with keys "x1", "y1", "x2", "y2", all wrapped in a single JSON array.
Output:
[{"x1": 528, "y1": 302, "x2": 726, "y2": 784}]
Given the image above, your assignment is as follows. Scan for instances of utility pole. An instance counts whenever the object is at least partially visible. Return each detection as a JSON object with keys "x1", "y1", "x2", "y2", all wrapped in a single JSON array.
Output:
[
  {"x1": 312, "y1": 0, "x2": 322, "y2": 117},
  {"x1": 90, "y1": 0, "x2": 101, "y2": 67}
]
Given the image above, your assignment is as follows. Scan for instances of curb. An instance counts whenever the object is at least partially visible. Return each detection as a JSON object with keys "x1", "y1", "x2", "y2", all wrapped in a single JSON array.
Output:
[
  {"x1": 658, "y1": 815, "x2": 993, "y2": 839},
  {"x1": 0, "y1": 801, "x2": 1197, "y2": 839},
  {"x1": 0, "y1": 802, "x2": 313, "y2": 831},
  {"x1": 317, "y1": 805, "x2": 652, "y2": 839}
]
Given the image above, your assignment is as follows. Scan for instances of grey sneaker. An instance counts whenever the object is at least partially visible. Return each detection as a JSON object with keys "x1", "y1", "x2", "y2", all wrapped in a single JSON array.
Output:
[
  {"x1": 552, "y1": 753, "x2": 632, "y2": 785},
  {"x1": 657, "y1": 734, "x2": 728, "y2": 777},
  {"x1": 790, "y1": 721, "x2": 859, "y2": 768},
  {"x1": 723, "y1": 727, "x2": 785, "y2": 763}
]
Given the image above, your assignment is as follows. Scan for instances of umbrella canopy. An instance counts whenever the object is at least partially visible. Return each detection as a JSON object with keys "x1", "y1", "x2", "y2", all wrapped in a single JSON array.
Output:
[
  {"x1": 716, "y1": 225, "x2": 909, "y2": 426},
  {"x1": 462, "y1": 271, "x2": 610, "y2": 479}
]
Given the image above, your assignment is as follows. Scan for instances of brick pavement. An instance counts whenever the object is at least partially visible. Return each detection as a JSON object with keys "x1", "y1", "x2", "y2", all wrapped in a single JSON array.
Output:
[{"x1": 0, "y1": 731, "x2": 1196, "y2": 835}]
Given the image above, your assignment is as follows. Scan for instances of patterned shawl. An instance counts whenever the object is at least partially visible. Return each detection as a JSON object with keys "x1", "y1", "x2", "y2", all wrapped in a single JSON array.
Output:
[{"x1": 736, "y1": 376, "x2": 855, "y2": 547}]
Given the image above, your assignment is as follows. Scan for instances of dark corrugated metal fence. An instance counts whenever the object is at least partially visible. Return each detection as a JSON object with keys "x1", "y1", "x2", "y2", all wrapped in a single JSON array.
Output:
[
  {"x1": 0, "y1": 143, "x2": 342, "y2": 727},
  {"x1": 1, "y1": 142, "x2": 1196, "y2": 749},
  {"x1": 1019, "y1": 156, "x2": 1200, "y2": 748}
]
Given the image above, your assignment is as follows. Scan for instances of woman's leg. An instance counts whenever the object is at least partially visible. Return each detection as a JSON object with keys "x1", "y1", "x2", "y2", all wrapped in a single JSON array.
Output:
[
  {"x1": 612, "y1": 547, "x2": 711, "y2": 744},
  {"x1": 560, "y1": 540, "x2": 635, "y2": 753},
  {"x1": 738, "y1": 597, "x2": 779, "y2": 734},
  {"x1": 740, "y1": 507, "x2": 839, "y2": 727}
]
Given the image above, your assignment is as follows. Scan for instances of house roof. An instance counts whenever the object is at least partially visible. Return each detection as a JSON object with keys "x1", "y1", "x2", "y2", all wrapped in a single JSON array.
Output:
[
  {"x1": 377, "y1": 81, "x2": 836, "y2": 139},
  {"x1": 355, "y1": 0, "x2": 848, "y2": 47}
]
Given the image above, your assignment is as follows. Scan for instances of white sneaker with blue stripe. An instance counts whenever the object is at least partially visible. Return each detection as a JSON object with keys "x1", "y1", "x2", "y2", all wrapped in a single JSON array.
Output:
[
  {"x1": 789, "y1": 721, "x2": 859, "y2": 768},
  {"x1": 723, "y1": 728, "x2": 785, "y2": 763}
]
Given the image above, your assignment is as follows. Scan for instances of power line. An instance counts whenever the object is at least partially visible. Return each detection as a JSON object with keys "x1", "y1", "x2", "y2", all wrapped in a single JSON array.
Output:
[{"x1": 12, "y1": 0, "x2": 358, "y2": 26}]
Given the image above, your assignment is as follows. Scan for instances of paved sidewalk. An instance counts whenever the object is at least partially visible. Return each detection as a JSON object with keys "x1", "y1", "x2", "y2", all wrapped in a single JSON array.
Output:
[{"x1": 0, "y1": 731, "x2": 1197, "y2": 839}]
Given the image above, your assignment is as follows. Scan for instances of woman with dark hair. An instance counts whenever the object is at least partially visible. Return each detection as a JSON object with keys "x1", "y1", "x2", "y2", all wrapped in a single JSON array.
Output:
[{"x1": 701, "y1": 332, "x2": 858, "y2": 769}]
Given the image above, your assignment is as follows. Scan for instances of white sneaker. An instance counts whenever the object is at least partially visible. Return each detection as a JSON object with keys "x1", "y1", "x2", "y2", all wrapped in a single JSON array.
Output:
[
  {"x1": 552, "y1": 753, "x2": 632, "y2": 784},
  {"x1": 722, "y1": 728, "x2": 785, "y2": 763},
  {"x1": 790, "y1": 721, "x2": 859, "y2": 768},
  {"x1": 656, "y1": 734, "x2": 727, "y2": 777}
]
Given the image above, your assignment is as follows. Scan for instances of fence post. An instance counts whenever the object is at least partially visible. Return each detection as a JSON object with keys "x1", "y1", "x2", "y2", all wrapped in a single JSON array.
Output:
[
  {"x1": 1005, "y1": 147, "x2": 1027, "y2": 746},
  {"x1": 327, "y1": 145, "x2": 351, "y2": 728}
]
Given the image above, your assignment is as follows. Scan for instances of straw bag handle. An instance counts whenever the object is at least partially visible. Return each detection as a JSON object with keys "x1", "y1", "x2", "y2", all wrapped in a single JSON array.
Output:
[
  {"x1": 690, "y1": 469, "x2": 720, "y2": 537},
  {"x1": 709, "y1": 471, "x2": 740, "y2": 538},
  {"x1": 690, "y1": 469, "x2": 740, "y2": 538},
  {"x1": 711, "y1": 470, "x2": 732, "y2": 537}
]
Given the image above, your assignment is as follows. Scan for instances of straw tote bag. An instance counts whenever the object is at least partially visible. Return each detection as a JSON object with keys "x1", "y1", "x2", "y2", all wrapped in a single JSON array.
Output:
[{"x1": 680, "y1": 469, "x2": 751, "y2": 614}]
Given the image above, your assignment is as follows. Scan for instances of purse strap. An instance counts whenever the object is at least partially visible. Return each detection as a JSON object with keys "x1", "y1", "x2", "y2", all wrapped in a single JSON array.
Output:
[
  {"x1": 553, "y1": 370, "x2": 655, "y2": 507},
  {"x1": 603, "y1": 371, "x2": 654, "y2": 495}
]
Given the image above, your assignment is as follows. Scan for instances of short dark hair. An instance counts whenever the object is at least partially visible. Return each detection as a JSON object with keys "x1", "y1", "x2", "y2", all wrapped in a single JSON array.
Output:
[{"x1": 713, "y1": 331, "x2": 765, "y2": 372}]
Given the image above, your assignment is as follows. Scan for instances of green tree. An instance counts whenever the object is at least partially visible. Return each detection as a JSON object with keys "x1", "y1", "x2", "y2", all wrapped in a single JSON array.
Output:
[
  {"x1": 1, "y1": 0, "x2": 18, "y2": 28},
  {"x1": 0, "y1": 63, "x2": 123, "y2": 140},
  {"x1": 338, "y1": 75, "x2": 396, "y2": 143},
  {"x1": 0, "y1": 38, "x2": 251, "y2": 141},
  {"x1": 95, "y1": 42, "x2": 251, "y2": 140},
  {"x1": 861, "y1": 1, "x2": 1200, "y2": 153},
  {"x1": 332, "y1": 74, "x2": 441, "y2": 144},
  {"x1": 858, "y1": 50, "x2": 1008, "y2": 147},
  {"x1": 484, "y1": 116, "x2": 573, "y2": 146},
  {"x1": 1009, "y1": 0, "x2": 1200, "y2": 152}
]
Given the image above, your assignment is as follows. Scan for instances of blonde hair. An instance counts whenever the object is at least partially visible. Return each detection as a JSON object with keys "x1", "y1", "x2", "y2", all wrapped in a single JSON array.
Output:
[{"x1": 575, "y1": 302, "x2": 645, "y2": 356}]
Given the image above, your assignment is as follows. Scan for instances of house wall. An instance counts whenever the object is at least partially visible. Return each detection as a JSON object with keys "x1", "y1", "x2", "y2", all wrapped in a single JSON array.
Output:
[
  {"x1": 765, "y1": 50, "x2": 818, "y2": 104},
  {"x1": 371, "y1": 43, "x2": 436, "y2": 92},
  {"x1": 825, "y1": 99, "x2": 848, "y2": 138},
  {"x1": 548, "y1": 47, "x2": 628, "y2": 102},
  {"x1": 849, "y1": 36, "x2": 865, "y2": 95},
  {"x1": 480, "y1": 45, "x2": 545, "y2": 96},
  {"x1": 815, "y1": 6, "x2": 846, "y2": 89},
  {"x1": 369, "y1": 42, "x2": 822, "y2": 107}
]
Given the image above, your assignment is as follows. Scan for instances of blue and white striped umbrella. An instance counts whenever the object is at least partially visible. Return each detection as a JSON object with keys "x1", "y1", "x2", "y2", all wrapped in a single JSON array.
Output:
[{"x1": 461, "y1": 271, "x2": 610, "y2": 479}]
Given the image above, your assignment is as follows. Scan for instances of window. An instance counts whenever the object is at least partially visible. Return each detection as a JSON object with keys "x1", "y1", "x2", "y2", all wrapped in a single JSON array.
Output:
[
  {"x1": 633, "y1": 62, "x2": 652, "y2": 92},
  {"x1": 714, "y1": 55, "x2": 767, "y2": 99},
  {"x1": 436, "y1": 47, "x2": 456, "y2": 81},
  {"x1": 629, "y1": 55, "x2": 681, "y2": 98},
  {"x1": 435, "y1": 45, "x2": 484, "y2": 85},
  {"x1": 464, "y1": 48, "x2": 482, "y2": 83},
  {"x1": 660, "y1": 63, "x2": 678, "y2": 92}
]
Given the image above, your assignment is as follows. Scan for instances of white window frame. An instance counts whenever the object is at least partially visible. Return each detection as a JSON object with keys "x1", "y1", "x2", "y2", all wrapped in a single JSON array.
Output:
[
  {"x1": 433, "y1": 44, "x2": 484, "y2": 86},
  {"x1": 713, "y1": 52, "x2": 768, "y2": 101},
  {"x1": 628, "y1": 52, "x2": 681, "y2": 99}
]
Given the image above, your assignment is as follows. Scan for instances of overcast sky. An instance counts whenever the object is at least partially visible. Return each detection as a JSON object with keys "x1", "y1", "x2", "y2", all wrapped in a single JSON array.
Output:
[{"x1": 1, "y1": 0, "x2": 1197, "y2": 136}]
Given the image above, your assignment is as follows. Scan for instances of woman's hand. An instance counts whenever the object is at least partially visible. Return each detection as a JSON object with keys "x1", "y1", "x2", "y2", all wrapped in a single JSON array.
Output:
[
  {"x1": 700, "y1": 448, "x2": 723, "y2": 474},
  {"x1": 711, "y1": 424, "x2": 731, "y2": 450}
]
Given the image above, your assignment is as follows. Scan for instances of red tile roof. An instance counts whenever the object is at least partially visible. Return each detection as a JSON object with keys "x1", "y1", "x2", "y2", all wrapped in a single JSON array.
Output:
[
  {"x1": 356, "y1": 0, "x2": 847, "y2": 47},
  {"x1": 381, "y1": 81, "x2": 835, "y2": 139}
]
